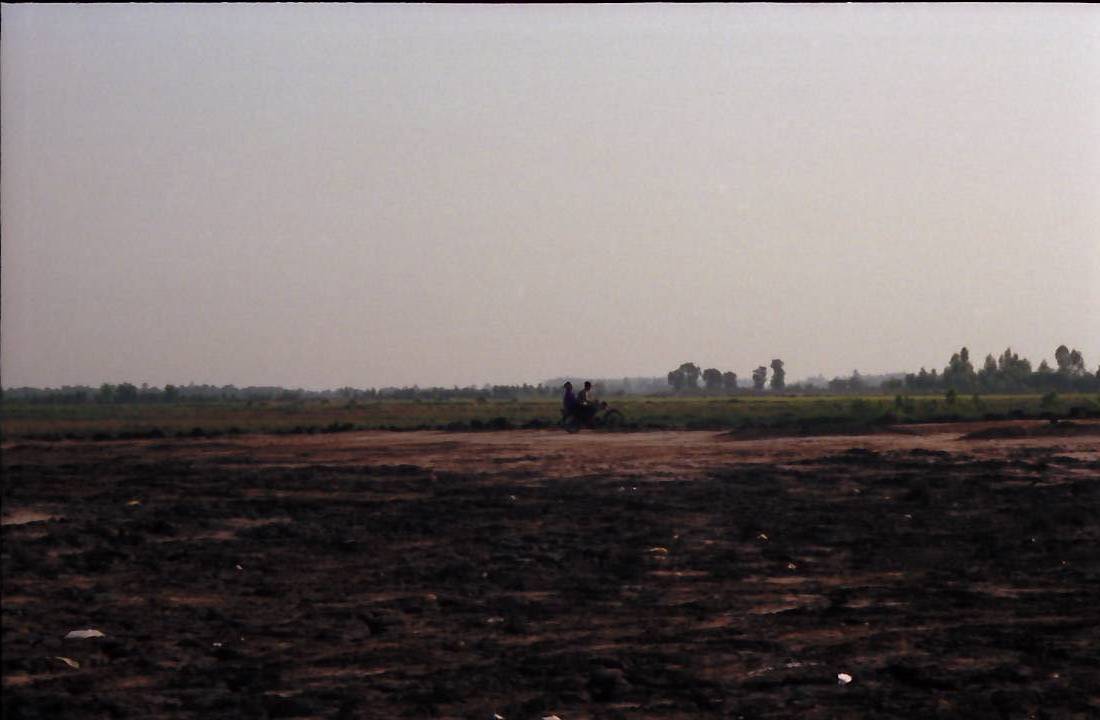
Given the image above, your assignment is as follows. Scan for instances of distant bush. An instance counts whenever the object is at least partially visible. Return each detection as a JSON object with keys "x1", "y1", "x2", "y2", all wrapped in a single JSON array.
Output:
[
  {"x1": 894, "y1": 395, "x2": 915, "y2": 414},
  {"x1": 849, "y1": 399, "x2": 873, "y2": 416}
]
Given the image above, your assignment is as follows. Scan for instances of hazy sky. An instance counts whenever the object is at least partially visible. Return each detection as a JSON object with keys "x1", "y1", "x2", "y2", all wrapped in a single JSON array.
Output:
[{"x1": 3, "y1": 3, "x2": 1098, "y2": 389}]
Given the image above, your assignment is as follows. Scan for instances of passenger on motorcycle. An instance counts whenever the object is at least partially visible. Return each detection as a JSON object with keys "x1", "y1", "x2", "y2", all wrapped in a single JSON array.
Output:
[{"x1": 577, "y1": 381, "x2": 598, "y2": 423}]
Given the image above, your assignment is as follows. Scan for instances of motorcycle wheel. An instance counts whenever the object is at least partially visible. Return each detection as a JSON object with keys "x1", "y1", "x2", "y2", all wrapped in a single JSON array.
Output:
[{"x1": 602, "y1": 409, "x2": 624, "y2": 429}]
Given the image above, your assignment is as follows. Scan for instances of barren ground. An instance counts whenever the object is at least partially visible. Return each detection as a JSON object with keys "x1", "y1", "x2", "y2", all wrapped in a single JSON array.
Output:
[{"x1": 3, "y1": 421, "x2": 1099, "y2": 719}]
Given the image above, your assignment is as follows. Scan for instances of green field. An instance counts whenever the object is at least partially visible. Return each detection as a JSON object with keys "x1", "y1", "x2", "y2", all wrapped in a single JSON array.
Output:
[{"x1": 2, "y1": 393, "x2": 1098, "y2": 440}]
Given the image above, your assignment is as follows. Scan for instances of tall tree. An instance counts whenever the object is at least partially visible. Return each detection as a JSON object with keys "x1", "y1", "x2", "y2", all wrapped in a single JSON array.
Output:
[
  {"x1": 722, "y1": 371, "x2": 738, "y2": 393},
  {"x1": 702, "y1": 368, "x2": 723, "y2": 391},
  {"x1": 769, "y1": 359, "x2": 785, "y2": 390},
  {"x1": 943, "y1": 346, "x2": 976, "y2": 390},
  {"x1": 752, "y1": 366, "x2": 768, "y2": 390},
  {"x1": 998, "y1": 347, "x2": 1032, "y2": 387},
  {"x1": 1055, "y1": 345, "x2": 1071, "y2": 373},
  {"x1": 978, "y1": 354, "x2": 998, "y2": 390},
  {"x1": 678, "y1": 362, "x2": 701, "y2": 390},
  {"x1": 1068, "y1": 349, "x2": 1086, "y2": 376}
]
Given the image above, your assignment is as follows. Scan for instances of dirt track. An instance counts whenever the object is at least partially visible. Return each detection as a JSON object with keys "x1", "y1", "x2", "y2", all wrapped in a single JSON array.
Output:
[{"x1": 3, "y1": 422, "x2": 1099, "y2": 718}]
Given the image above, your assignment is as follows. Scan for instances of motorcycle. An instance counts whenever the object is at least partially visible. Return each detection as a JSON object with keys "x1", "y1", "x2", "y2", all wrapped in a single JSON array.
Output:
[{"x1": 560, "y1": 400, "x2": 625, "y2": 433}]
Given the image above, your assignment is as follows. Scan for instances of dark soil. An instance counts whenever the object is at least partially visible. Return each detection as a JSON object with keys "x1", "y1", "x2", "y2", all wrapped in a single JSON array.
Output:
[
  {"x1": 3, "y1": 428, "x2": 1099, "y2": 719},
  {"x1": 961, "y1": 420, "x2": 1100, "y2": 441}
]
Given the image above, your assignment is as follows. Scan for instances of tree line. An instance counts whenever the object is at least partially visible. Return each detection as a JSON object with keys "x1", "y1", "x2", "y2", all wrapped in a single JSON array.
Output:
[
  {"x1": 666, "y1": 360, "x2": 786, "y2": 392},
  {"x1": 3, "y1": 344, "x2": 1097, "y2": 404},
  {"x1": 0, "y1": 382, "x2": 566, "y2": 405},
  {"x1": 663, "y1": 344, "x2": 1098, "y2": 395},
  {"x1": 891, "y1": 345, "x2": 1097, "y2": 393}
]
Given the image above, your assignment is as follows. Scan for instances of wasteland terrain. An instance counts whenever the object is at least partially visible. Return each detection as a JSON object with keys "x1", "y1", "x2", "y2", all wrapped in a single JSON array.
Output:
[{"x1": 3, "y1": 421, "x2": 1099, "y2": 719}]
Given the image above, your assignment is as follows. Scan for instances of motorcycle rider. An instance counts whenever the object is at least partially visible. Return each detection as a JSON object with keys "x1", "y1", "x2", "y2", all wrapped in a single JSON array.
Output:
[{"x1": 562, "y1": 382, "x2": 578, "y2": 418}]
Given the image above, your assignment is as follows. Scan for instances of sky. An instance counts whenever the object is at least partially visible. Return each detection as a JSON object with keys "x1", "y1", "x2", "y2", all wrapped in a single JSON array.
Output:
[{"x1": 2, "y1": 3, "x2": 1098, "y2": 389}]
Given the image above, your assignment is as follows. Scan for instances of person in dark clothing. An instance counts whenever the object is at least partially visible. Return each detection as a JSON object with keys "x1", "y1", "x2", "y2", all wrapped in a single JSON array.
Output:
[{"x1": 562, "y1": 382, "x2": 577, "y2": 417}]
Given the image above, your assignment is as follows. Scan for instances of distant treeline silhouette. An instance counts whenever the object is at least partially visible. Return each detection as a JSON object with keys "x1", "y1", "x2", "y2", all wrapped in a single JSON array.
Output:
[
  {"x1": 893, "y1": 346, "x2": 1096, "y2": 394},
  {"x1": 662, "y1": 345, "x2": 1098, "y2": 395},
  {"x1": 0, "y1": 383, "x2": 561, "y2": 405},
  {"x1": 3, "y1": 345, "x2": 1097, "y2": 404}
]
